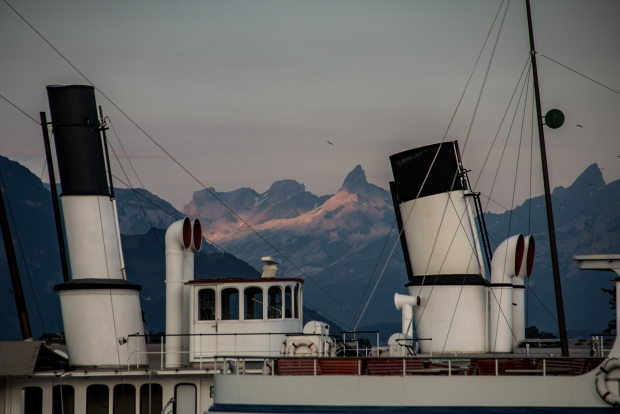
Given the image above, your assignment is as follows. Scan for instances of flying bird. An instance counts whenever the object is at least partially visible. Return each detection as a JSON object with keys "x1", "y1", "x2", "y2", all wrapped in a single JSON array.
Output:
[
  {"x1": 576, "y1": 125, "x2": 583, "y2": 128},
  {"x1": 579, "y1": 211, "x2": 586, "y2": 214},
  {"x1": 327, "y1": 141, "x2": 334, "y2": 145}
]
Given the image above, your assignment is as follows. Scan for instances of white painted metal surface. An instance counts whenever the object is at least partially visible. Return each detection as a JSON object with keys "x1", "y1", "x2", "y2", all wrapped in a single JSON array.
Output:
[
  {"x1": 60, "y1": 196, "x2": 123, "y2": 280},
  {"x1": 213, "y1": 371, "x2": 609, "y2": 410},
  {"x1": 165, "y1": 218, "x2": 191, "y2": 368},
  {"x1": 394, "y1": 293, "x2": 419, "y2": 338},
  {"x1": 489, "y1": 234, "x2": 523, "y2": 353},
  {"x1": 260, "y1": 257, "x2": 281, "y2": 279},
  {"x1": 188, "y1": 280, "x2": 304, "y2": 359},
  {"x1": 399, "y1": 191, "x2": 481, "y2": 276},
  {"x1": 408, "y1": 285, "x2": 488, "y2": 354},
  {"x1": 59, "y1": 288, "x2": 147, "y2": 367}
]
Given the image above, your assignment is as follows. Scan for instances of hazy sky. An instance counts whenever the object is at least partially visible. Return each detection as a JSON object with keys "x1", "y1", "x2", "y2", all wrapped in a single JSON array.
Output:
[{"x1": 1, "y1": 0, "x2": 619, "y2": 214}]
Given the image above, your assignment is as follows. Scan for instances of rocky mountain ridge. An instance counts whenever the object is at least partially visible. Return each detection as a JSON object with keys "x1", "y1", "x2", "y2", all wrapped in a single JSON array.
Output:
[
  {"x1": 182, "y1": 165, "x2": 409, "y2": 328},
  {"x1": 181, "y1": 162, "x2": 619, "y2": 333},
  {"x1": 2, "y1": 154, "x2": 618, "y2": 339}
]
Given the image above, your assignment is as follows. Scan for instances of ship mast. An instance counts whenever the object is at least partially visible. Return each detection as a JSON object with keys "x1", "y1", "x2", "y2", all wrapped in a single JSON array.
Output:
[
  {"x1": 0, "y1": 176, "x2": 32, "y2": 340},
  {"x1": 525, "y1": 0, "x2": 569, "y2": 356}
]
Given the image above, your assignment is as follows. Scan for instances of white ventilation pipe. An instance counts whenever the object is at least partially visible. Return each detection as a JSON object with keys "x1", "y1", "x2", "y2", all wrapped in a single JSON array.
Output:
[
  {"x1": 489, "y1": 234, "x2": 524, "y2": 353},
  {"x1": 182, "y1": 219, "x2": 202, "y2": 366},
  {"x1": 512, "y1": 235, "x2": 535, "y2": 347},
  {"x1": 394, "y1": 293, "x2": 420, "y2": 338},
  {"x1": 165, "y1": 217, "x2": 191, "y2": 368}
]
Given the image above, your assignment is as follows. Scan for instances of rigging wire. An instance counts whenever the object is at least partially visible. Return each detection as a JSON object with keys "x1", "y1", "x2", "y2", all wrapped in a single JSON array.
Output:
[
  {"x1": 347, "y1": 218, "x2": 396, "y2": 330},
  {"x1": 473, "y1": 57, "x2": 531, "y2": 192},
  {"x1": 484, "y1": 63, "x2": 531, "y2": 214},
  {"x1": 478, "y1": 193, "x2": 545, "y2": 234},
  {"x1": 492, "y1": 65, "x2": 531, "y2": 353},
  {"x1": 106, "y1": 138, "x2": 166, "y2": 253},
  {"x1": 404, "y1": 0, "x2": 512, "y2": 334},
  {"x1": 87, "y1": 148, "x2": 125, "y2": 372},
  {"x1": 0, "y1": 92, "x2": 39, "y2": 124},
  {"x1": 105, "y1": 127, "x2": 362, "y2": 334},
  {"x1": 0, "y1": 92, "x2": 359, "y2": 337},
  {"x1": 411, "y1": 1, "x2": 512, "y2": 332},
  {"x1": 524, "y1": 279, "x2": 571, "y2": 338},
  {"x1": 460, "y1": 0, "x2": 511, "y2": 156},
  {"x1": 111, "y1": 174, "x2": 233, "y2": 256},
  {"x1": 494, "y1": 68, "x2": 531, "y2": 353},
  {"x1": 3, "y1": 0, "x2": 378, "y2": 328},
  {"x1": 107, "y1": 118, "x2": 147, "y2": 190},
  {"x1": 438, "y1": 198, "x2": 487, "y2": 356},
  {"x1": 352, "y1": 0, "x2": 508, "y2": 331},
  {"x1": 4, "y1": 0, "x2": 574, "y2": 340},
  {"x1": 540, "y1": 54, "x2": 620, "y2": 96}
]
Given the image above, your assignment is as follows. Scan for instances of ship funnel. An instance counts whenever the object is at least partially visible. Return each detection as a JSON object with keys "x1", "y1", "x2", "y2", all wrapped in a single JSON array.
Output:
[
  {"x1": 489, "y1": 234, "x2": 524, "y2": 352},
  {"x1": 394, "y1": 293, "x2": 420, "y2": 337},
  {"x1": 390, "y1": 141, "x2": 488, "y2": 354},
  {"x1": 48, "y1": 85, "x2": 147, "y2": 367},
  {"x1": 513, "y1": 235, "x2": 535, "y2": 346}
]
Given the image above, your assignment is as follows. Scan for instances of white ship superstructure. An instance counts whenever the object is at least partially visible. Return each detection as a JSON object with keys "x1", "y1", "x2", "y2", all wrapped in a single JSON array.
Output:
[{"x1": 1, "y1": 2, "x2": 620, "y2": 411}]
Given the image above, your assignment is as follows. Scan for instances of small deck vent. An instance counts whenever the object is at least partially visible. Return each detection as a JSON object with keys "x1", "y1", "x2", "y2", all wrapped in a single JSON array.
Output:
[{"x1": 261, "y1": 257, "x2": 281, "y2": 278}]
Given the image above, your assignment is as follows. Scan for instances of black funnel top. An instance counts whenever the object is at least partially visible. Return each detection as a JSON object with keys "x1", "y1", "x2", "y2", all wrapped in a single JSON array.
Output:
[
  {"x1": 389, "y1": 141, "x2": 464, "y2": 203},
  {"x1": 46, "y1": 85, "x2": 110, "y2": 196}
]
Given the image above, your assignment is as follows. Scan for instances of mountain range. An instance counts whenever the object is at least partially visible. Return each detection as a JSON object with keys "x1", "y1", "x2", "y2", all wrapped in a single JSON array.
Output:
[
  {"x1": 0, "y1": 157, "x2": 260, "y2": 339},
  {"x1": 0, "y1": 155, "x2": 618, "y2": 341},
  {"x1": 180, "y1": 162, "x2": 619, "y2": 336},
  {"x1": 182, "y1": 165, "x2": 406, "y2": 332}
]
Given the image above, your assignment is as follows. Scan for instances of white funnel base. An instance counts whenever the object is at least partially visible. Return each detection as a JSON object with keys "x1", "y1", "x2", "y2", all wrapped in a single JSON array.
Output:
[
  {"x1": 408, "y1": 285, "x2": 487, "y2": 354},
  {"x1": 59, "y1": 288, "x2": 147, "y2": 367}
]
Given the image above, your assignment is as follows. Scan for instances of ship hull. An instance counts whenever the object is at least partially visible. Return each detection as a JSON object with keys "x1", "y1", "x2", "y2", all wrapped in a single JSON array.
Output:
[{"x1": 210, "y1": 372, "x2": 612, "y2": 412}]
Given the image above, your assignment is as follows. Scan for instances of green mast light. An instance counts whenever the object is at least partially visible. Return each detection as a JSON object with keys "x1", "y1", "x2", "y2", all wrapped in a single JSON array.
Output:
[{"x1": 544, "y1": 109, "x2": 565, "y2": 129}]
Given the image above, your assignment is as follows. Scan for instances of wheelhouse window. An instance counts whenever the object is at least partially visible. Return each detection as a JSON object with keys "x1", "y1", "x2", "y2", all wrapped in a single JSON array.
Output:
[
  {"x1": 139, "y1": 384, "x2": 162, "y2": 414},
  {"x1": 113, "y1": 384, "x2": 135, "y2": 414},
  {"x1": 267, "y1": 286, "x2": 282, "y2": 319},
  {"x1": 174, "y1": 384, "x2": 196, "y2": 414},
  {"x1": 221, "y1": 288, "x2": 239, "y2": 320},
  {"x1": 198, "y1": 289, "x2": 216, "y2": 320},
  {"x1": 53, "y1": 385, "x2": 75, "y2": 414},
  {"x1": 285, "y1": 286, "x2": 293, "y2": 319},
  {"x1": 23, "y1": 387, "x2": 43, "y2": 414},
  {"x1": 294, "y1": 285, "x2": 300, "y2": 319},
  {"x1": 244, "y1": 287, "x2": 264, "y2": 320},
  {"x1": 86, "y1": 385, "x2": 109, "y2": 414}
]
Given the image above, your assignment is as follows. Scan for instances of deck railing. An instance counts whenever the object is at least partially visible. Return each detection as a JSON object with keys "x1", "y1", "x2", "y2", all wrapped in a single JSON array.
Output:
[
  {"x1": 125, "y1": 333, "x2": 610, "y2": 376},
  {"x1": 211, "y1": 355, "x2": 605, "y2": 377}
]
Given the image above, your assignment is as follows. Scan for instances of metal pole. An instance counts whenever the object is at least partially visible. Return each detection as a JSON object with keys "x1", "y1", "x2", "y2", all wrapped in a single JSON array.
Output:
[
  {"x1": 149, "y1": 371, "x2": 152, "y2": 414},
  {"x1": 98, "y1": 106, "x2": 115, "y2": 199},
  {"x1": 0, "y1": 177, "x2": 32, "y2": 340},
  {"x1": 40, "y1": 112, "x2": 70, "y2": 283},
  {"x1": 525, "y1": 0, "x2": 569, "y2": 357}
]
